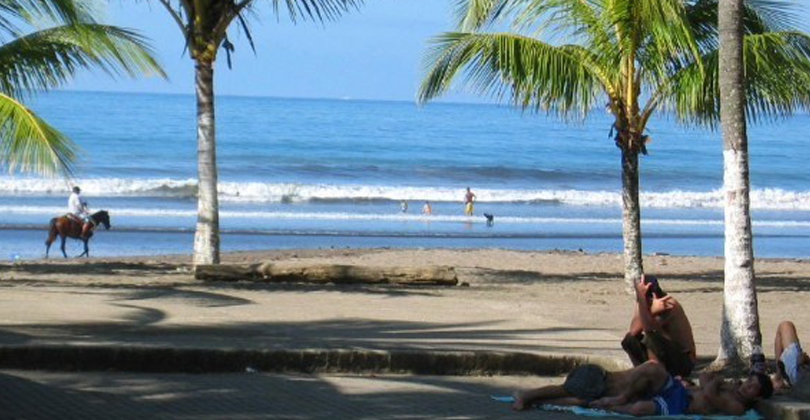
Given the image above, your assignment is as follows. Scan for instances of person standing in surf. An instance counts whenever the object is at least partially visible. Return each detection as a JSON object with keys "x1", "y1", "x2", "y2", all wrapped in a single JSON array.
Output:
[{"x1": 464, "y1": 187, "x2": 476, "y2": 216}]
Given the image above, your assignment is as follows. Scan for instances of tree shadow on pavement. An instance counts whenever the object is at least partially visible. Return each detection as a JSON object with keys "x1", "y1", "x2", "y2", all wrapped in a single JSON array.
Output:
[{"x1": 0, "y1": 317, "x2": 618, "y2": 355}]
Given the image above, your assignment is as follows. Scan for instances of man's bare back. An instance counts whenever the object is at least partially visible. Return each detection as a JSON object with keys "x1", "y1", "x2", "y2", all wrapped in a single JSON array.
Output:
[
  {"x1": 655, "y1": 299, "x2": 696, "y2": 363},
  {"x1": 623, "y1": 275, "x2": 696, "y2": 377}
]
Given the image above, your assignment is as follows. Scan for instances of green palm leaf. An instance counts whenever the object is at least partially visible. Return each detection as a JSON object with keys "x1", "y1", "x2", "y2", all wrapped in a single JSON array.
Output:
[
  {"x1": 453, "y1": 0, "x2": 507, "y2": 30},
  {"x1": 670, "y1": 31, "x2": 810, "y2": 126},
  {"x1": 419, "y1": 32, "x2": 602, "y2": 118},
  {"x1": 0, "y1": 0, "x2": 165, "y2": 177},
  {"x1": 273, "y1": 0, "x2": 364, "y2": 23},
  {"x1": 0, "y1": 24, "x2": 165, "y2": 98},
  {"x1": 0, "y1": 92, "x2": 77, "y2": 176}
]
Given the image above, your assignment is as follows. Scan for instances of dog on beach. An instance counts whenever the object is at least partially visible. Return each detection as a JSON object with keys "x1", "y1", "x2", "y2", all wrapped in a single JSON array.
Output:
[{"x1": 484, "y1": 213, "x2": 494, "y2": 226}]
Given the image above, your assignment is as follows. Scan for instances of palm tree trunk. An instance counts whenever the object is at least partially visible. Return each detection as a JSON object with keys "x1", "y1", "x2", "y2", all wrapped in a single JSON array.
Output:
[
  {"x1": 716, "y1": 0, "x2": 761, "y2": 365},
  {"x1": 193, "y1": 60, "x2": 221, "y2": 265},
  {"x1": 621, "y1": 146, "x2": 644, "y2": 289}
]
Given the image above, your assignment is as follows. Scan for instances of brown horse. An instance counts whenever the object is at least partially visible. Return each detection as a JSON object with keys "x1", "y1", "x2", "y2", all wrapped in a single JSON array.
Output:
[{"x1": 45, "y1": 210, "x2": 111, "y2": 258}]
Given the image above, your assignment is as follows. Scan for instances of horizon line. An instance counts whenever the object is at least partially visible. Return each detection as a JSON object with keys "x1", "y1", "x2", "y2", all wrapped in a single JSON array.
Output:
[{"x1": 55, "y1": 88, "x2": 501, "y2": 108}]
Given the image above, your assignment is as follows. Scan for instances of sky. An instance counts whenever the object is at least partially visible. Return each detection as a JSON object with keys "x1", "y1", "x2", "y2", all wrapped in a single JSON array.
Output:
[
  {"x1": 66, "y1": 0, "x2": 472, "y2": 102},
  {"x1": 62, "y1": 0, "x2": 810, "y2": 103}
]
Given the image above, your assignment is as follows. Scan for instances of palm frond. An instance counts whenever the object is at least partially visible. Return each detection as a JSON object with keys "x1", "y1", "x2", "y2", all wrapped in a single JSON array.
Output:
[
  {"x1": 419, "y1": 32, "x2": 602, "y2": 119},
  {"x1": 0, "y1": 0, "x2": 96, "y2": 32},
  {"x1": 0, "y1": 92, "x2": 77, "y2": 176},
  {"x1": 453, "y1": 0, "x2": 508, "y2": 31},
  {"x1": 626, "y1": 0, "x2": 701, "y2": 74},
  {"x1": 668, "y1": 31, "x2": 810, "y2": 126},
  {"x1": 685, "y1": 0, "x2": 801, "y2": 53},
  {"x1": 0, "y1": 24, "x2": 166, "y2": 98},
  {"x1": 273, "y1": 0, "x2": 363, "y2": 23}
]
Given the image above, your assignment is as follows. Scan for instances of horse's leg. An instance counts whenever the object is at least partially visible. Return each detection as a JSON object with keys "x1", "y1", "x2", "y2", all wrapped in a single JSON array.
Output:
[
  {"x1": 60, "y1": 235, "x2": 68, "y2": 258},
  {"x1": 45, "y1": 234, "x2": 53, "y2": 259},
  {"x1": 79, "y1": 239, "x2": 89, "y2": 258}
]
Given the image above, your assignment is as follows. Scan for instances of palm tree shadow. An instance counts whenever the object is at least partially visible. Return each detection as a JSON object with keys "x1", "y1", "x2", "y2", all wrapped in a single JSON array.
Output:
[{"x1": 0, "y1": 316, "x2": 617, "y2": 355}]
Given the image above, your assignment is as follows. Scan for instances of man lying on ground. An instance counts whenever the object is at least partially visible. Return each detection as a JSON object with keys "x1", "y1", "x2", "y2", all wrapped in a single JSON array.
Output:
[
  {"x1": 772, "y1": 320, "x2": 810, "y2": 390},
  {"x1": 622, "y1": 274, "x2": 696, "y2": 377},
  {"x1": 590, "y1": 364, "x2": 773, "y2": 416},
  {"x1": 512, "y1": 361, "x2": 666, "y2": 410},
  {"x1": 512, "y1": 361, "x2": 773, "y2": 416}
]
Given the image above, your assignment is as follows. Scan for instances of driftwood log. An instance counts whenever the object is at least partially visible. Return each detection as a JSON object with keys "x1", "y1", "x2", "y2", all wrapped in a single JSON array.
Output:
[{"x1": 195, "y1": 263, "x2": 458, "y2": 286}]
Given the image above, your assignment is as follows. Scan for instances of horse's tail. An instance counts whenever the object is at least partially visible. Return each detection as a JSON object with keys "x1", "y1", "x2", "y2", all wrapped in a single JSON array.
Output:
[{"x1": 45, "y1": 217, "x2": 58, "y2": 245}]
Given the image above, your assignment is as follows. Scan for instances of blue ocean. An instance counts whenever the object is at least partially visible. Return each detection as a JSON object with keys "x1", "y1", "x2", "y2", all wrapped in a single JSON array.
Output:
[{"x1": 1, "y1": 90, "x2": 809, "y2": 259}]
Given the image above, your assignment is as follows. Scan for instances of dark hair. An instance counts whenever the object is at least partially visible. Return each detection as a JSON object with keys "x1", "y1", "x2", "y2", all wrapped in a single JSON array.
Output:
[
  {"x1": 643, "y1": 275, "x2": 667, "y2": 299},
  {"x1": 72, "y1": 186, "x2": 80, "y2": 193},
  {"x1": 753, "y1": 372, "x2": 774, "y2": 399}
]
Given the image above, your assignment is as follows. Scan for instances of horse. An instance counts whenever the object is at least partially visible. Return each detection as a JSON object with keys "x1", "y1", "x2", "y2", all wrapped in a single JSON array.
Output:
[{"x1": 45, "y1": 210, "x2": 111, "y2": 258}]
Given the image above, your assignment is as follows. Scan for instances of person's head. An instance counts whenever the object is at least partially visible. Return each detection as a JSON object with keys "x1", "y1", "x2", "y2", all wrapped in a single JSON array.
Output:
[
  {"x1": 72, "y1": 186, "x2": 81, "y2": 194},
  {"x1": 738, "y1": 373, "x2": 774, "y2": 404},
  {"x1": 466, "y1": 187, "x2": 471, "y2": 192}
]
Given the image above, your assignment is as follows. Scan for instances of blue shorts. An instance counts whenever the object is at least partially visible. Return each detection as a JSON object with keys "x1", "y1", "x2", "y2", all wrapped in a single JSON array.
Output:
[
  {"x1": 653, "y1": 376, "x2": 690, "y2": 416},
  {"x1": 780, "y1": 342, "x2": 803, "y2": 385}
]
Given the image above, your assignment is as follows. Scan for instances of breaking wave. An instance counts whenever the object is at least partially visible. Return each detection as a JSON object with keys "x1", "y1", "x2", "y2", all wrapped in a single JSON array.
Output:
[{"x1": 2, "y1": 177, "x2": 810, "y2": 210}]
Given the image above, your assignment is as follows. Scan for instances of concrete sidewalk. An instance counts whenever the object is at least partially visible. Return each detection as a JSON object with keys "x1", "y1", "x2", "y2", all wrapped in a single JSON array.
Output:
[{"x1": 0, "y1": 370, "x2": 581, "y2": 420}]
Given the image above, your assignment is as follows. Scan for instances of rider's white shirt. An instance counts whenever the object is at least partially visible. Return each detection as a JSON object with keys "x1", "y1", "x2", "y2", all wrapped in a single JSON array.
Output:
[{"x1": 68, "y1": 192, "x2": 87, "y2": 215}]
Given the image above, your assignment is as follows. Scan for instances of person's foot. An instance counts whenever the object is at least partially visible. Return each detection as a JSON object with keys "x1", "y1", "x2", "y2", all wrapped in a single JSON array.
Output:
[
  {"x1": 771, "y1": 373, "x2": 789, "y2": 392},
  {"x1": 511, "y1": 391, "x2": 528, "y2": 411},
  {"x1": 80, "y1": 224, "x2": 91, "y2": 239}
]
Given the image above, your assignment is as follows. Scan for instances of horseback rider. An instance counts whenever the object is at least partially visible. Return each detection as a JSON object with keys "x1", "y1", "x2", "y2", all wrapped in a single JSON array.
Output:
[{"x1": 68, "y1": 186, "x2": 92, "y2": 239}]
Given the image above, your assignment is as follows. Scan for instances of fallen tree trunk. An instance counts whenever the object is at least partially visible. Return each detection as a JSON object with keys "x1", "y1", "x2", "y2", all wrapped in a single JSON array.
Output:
[{"x1": 195, "y1": 263, "x2": 458, "y2": 286}]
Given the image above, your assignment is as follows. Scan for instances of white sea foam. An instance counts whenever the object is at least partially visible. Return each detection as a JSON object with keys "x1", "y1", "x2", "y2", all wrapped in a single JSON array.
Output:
[
  {"x1": 2, "y1": 177, "x2": 810, "y2": 210},
  {"x1": 3, "y1": 205, "x2": 810, "y2": 228}
]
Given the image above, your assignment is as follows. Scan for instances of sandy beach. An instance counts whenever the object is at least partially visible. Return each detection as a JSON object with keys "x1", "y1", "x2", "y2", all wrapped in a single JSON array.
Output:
[{"x1": 4, "y1": 247, "x2": 809, "y2": 363}]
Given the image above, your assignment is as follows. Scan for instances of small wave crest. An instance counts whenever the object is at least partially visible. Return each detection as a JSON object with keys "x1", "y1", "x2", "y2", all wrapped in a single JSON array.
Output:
[{"x1": 2, "y1": 177, "x2": 810, "y2": 210}]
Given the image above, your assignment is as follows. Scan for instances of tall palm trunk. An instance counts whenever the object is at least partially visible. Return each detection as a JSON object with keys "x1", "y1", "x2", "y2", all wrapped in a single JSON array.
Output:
[
  {"x1": 716, "y1": 0, "x2": 761, "y2": 364},
  {"x1": 193, "y1": 60, "x2": 221, "y2": 265},
  {"x1": 621, "y1": 145, "x2": 644, "y2": 288}
]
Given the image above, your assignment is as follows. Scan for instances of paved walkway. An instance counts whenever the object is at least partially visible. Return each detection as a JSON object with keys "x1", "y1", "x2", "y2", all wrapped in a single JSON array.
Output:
[{"x1": 0, "y1": 370, "x2": 581, "y2": 420}]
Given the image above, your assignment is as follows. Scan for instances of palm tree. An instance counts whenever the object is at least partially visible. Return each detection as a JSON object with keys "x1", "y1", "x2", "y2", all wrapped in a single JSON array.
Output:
[
  {"x1": 0, "y1": 0, "x2": 164, "y2": 176},
  {"x1": 419, "y1": 0, "x2": 810, "y2": 288},
  {"x1": 715, "y1": 0, "x2": 759, "y2": 368},
  {"x1": 151, "y1": 0, "x2": 363, "y2": 266}
]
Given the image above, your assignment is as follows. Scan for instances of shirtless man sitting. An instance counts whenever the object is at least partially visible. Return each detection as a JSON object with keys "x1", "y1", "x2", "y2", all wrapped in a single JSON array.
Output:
[
  {"x1": 512, "y1": 361, "x2": 772, "y2": 416},
  {"x1": 622, "y1": 274, "x2": 696, "y2": 377}
]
